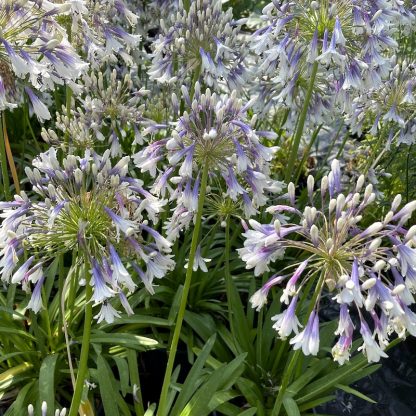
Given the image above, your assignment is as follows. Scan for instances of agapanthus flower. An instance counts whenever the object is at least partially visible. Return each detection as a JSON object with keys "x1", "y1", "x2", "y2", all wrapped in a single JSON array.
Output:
[
  {"x1": 64, "y1": 0, "x2": 141, "y2": 67},
  {"x1": 148, "y1": 0, "x2": 248, "y2": 90},
  {"x1": 134, "y1": 83, "x2": 283, "y2": 239},
  {"x1": 0, "y1": 148, "x2": 174, "y2": 322},
  {"x1": 240, "y1": 159, "x2": 416, "y2": 363},
  {"x1": 250, "y1": 0, "x2": 410, "y2": 124},
  {"x1": 42, "y1": 69, "x2": 157, "y2": 155},
  {"x1": 0, "y1": 0, "x2": 87, "y2": 117},
  {"x1": 126, "y1": 0, "x2": 179, "y2": 42},
  {"x1": 349, "y1": 59, "x2": 416, "y2": 145}
]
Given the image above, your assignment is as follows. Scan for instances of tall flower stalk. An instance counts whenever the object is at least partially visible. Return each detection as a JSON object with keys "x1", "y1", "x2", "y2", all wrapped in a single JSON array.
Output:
[
  {"x1": 158, "y1": 162, "x2": 209, "y2": 416},
  {"x1": 68, "y1": 259, "x2": 93, "y2": 416},
  {"x1": 285, "y1": 61, "x2": 319, "y2": 182}
]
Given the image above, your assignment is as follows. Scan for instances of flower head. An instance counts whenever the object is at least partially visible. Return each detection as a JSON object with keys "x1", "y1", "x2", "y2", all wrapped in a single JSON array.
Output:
[
  {"x1": 42, "y1": 69, "x2": 156, "y2": 155},
  {"x1": 240, "y1": 159, "x2": 416, "y2": 363},
  {"x1": 149, "y1": 0, "x2": 248, "y2": 90},
  {"x1": 64, "y1": 0, "x2": 141, "y2": 67},
  {"x1": 349, "y1": 59, "x2": 416, "y2": 145},
  {"x1": 0, "y1": 148, "x2": 174, "y2": 322},
  {"x1": 134, "y1": 83, "x2": 282, "y2": 239},
  {"x1": 249, "y1": 0, "x2": 410, "y2": 125},
  {"x1": 0, "y1": 1, "x2": 86, "y2": 114}
]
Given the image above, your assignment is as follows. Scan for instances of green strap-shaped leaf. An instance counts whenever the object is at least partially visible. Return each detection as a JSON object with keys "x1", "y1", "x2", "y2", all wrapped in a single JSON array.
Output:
[
  {"x1": 298, "y1": 395, "x2": 336, "y2": 412},
  {"x1": 297, "y1": 355, "x2": 369, "y2": 404},
  {"x1": 96, "y1": 355, "x2": 120, "y2": 416},
  {"x1": 237, "y1": 408, "x2": 258, "y2": 416},
  {"x1": 88, "y1": 332, "x2": 159, "y2": 350},
  {"x1": 171, "y1": 335, "x2": 216, "y2": 415},
  {"x1": 283, "y1": 396, "x2": 301, "y2": 416},
  {"x1": 179, "y1": 353, "x2": 246, "y2": 416},
  {"x1": 112, "y1": 356, "x2": 130, "y2": 397},
  {"x1": 287, "y1": 359, "x2": 329, "y2": 396},
  {"x1": 335, "y1": 383, "x2": 377, "y2": 404},
  {"x1": 38, "y1": 354, "x2": 59, "y2": 413},
  {"x1": 4, "y1": 380, "x2": 35, "y2": 416}
]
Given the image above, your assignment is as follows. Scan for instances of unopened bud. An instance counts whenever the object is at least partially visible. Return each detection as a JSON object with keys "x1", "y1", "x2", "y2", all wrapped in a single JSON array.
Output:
[
  {"x1": 373, "y1": 260, "x2": 386, "y2": 272},
  {"x1": 392, "y1": 284, "x2": 406, "y2": 295},
  {"x1": 364, "y1": 184, "x2": 373, "y2": 200},
  {"x1": 307, "y1": 175, "x2": 314, "y2": 198},
  {"x1": 369, "y1": 238, "x2": 382, "y2": 251},
  {"x1": 288, "y1": 182, "x2": 295, "y2": 205},
  {"x1": 384, "y1": 211, "x2": 394, "y2": 224},
  {"x1": 405, "y1": 225, "x2": 416, "y2": 242},
  {"x1": 329, "y1": 198, "x2": 337, "y2": 214},
  {"x1": 352, "y1": 193, "x2": 360, "y2": 207},
  {"x1": 321, "y1": 176, "x2": 328, "y2": 197},
  {"x1": 274, "y1": 219, "x2": 281, "y2": 235},
  {"x1": 310, "y1": 224, "x2": 319, "y2": 246},
  {"x1": 392, "y1": 194, "x2": 402, "y2": 212},
  {"x1": 336, "y1": 217, "x2": 345, "y2": 231},
  {"x1": 355, "y1": 175, "x2": 365, "y2": 192},
  {"x1": 362, "y1": 278, "x2": 377, "y2": 290},
  {"x1": 361, "y1": 222, "x2": 383, "y2": 237}
]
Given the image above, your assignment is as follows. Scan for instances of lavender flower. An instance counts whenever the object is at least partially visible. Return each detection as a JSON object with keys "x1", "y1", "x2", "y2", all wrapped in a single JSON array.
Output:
[
  {"x1": 134, "y1": 83, "x2": 282, "y2": 239},
  {"x1": 0, "y1": 149, "x2": 174, "y2": 322},
  {"x1": 42, "y1": 69, "x2": 156, "y2": 155},
  {"x1": 0, "y1": 1, "x2": 86, "y2": 116},
  {"x1": 148, "y1": 0, "x2": 248, "y2": 90},
  {"x1": 249, "y1": 0, "x2": 409, "y2": 126},
  {"x1": 240, "y1": 159, "x2": 416, "y2": 363},
  {"x1": 65, "y1": 0, "x2": 141, "y2": 67},
  {"x1": 349, "y1": 59, "x2": 416, "y2": 146}
]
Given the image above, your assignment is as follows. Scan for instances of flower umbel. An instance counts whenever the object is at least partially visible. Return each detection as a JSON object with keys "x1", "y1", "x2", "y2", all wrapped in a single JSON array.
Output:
[
  {"x1": 0, "y1": 148, "x2": 174, "y2": 322},
  {"x1": 134, "y1": 83, "x2": 282, "y2": 239},
  {"x1": 240, "y1": 159, "x2": 416, "y2": 363}
]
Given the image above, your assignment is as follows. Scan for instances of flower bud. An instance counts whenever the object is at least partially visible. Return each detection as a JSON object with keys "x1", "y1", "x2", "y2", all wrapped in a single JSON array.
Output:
[
  {"x1": 362, "y1": 278, "x2": 377, "y2": 290},
  {"x1": 405, "y1": 225, "x2": 416, "y2": 242},
  {"x1": 321, "y1": 175, "x2": 328, "y2": 197},
  {"x1": 329, "y1": 198, "x2": 337, "y2": 214},
  {"x1": 368, "y1": 238, "x2": 382, "y2": 252},
  {"x1": 392, "y1": 284, "x2": 406, "y2": 295},
  {"x1": 307, "y1": 175, "x2": 314, "y2": 198},
  {"x1": 310, "y1": 224, "x2": 319, "y2": 246},
  {"x1": 337, "y1": 217, "x2": 345, "y2": 231},
  {"x1": 288, "y1": 182, "x2": 295, "y2": 205},
  {"x1": 274, "y1": 219, "x2": 281, "y2": 235},
  {"x1": 360, "y1": 222, "x2": 383, "y2": 237},
  {"x1": 364, "y1": 184, "x2": 373, "y2": 200},
  {"x1": 391, "y1": 194, "x2": 402, "y2": 212},
  {"x1": 355, "y1": 175, "x2": 365, "y2": 192},
  {"x1": 373, "y1": 260, "x2": 386, "y2": 272},
  {"x1": 383, "y1": 211, "x2": 394, "y2": 224}
]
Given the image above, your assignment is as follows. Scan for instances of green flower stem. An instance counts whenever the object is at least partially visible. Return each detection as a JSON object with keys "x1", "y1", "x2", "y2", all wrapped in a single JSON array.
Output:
[
  {"x1": 0, "y1": 113, "x2": 10, "y2": 200},
  {"x1": 57, "y1": 255, "x2": 66, "y2": 342},
  {"x1": 127, "y1": 349, "x2": 145, "y2": 416},
  {"x1": 285, "y1": 61, "x2": 319, "y2": 183},
  {"x1": 64, "y1": 85, "x2": 73, "y2": 151},
  {"x1": 68, "y1": 272, "x2": 93, "y2": 416},
  {"x1": 271, "y1": 271, "x2": 326, "y2": 416},
  {"x1": 158, "y1": 162, "x2": 209, "y2": 416},
  {"x1": 224, "y1": 216, "x2": 233, "y2": 326}
]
